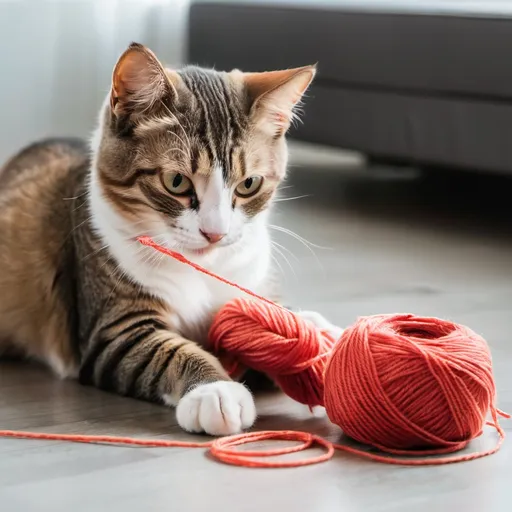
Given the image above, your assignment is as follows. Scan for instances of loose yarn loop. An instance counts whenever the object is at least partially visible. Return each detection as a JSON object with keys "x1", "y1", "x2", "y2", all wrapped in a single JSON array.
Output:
[
  {"x1": 209, "y1": 297, "x2": 336, "y2": 407},
  {"x1": 0, "y1": 429, "x2": 334, "y2": 468},
  {"x1": 0, "y1": 236, "x2": 508, "y2": 468}
]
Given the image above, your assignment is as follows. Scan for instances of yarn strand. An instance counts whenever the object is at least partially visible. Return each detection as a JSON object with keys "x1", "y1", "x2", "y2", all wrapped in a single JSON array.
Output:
[
  {"x1": 137, "y1": 236, "x2": 282, "y2": 310},
  {"x1": 0, "y1": 422, "x2": 506, "y2": 467}
]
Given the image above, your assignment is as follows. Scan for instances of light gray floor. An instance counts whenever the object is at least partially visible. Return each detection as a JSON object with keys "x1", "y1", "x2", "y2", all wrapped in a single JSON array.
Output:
[{"x1": 1, "y1": 144, "x2": 511, "y2": 512}]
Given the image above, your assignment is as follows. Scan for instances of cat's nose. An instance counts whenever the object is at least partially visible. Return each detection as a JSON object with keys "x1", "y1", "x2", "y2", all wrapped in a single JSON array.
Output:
[{"x1": 200, "y1": 230, "x2": 226, "y2": 244}]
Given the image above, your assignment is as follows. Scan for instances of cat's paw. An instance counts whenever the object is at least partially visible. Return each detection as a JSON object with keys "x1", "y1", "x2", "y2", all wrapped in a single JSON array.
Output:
[
  {"x1": 176, "y1": 381, "x2": 256, "y2": 436},
  {"x1": 297, "y1": 310, "x2": 344, "y2": 340}
]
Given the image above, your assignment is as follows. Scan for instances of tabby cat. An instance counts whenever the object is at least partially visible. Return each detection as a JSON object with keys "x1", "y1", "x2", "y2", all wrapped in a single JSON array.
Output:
[{"x1": 0, "y1": 43, "x2": 338, "y2": 435}]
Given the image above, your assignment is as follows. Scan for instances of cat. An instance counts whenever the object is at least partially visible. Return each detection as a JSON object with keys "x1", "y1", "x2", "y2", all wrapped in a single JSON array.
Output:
[{"x1": 0, "y1": 43, "x2": 340, "y2": 435}]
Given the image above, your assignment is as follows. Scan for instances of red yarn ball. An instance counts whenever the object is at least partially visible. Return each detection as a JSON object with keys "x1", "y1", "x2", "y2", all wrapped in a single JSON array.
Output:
[
  {"x1": 209, "y1": 298, "x2": 335, "y2": 407},
  {"x1": 211, "y1": 300, "x2": 498, "y2": 454},
  {"x1": 324, "y1": 314, "x2": 496, "y2": 453}
]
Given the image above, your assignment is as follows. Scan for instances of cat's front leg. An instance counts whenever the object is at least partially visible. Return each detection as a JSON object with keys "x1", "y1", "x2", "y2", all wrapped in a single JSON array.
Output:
[
  {"x1": 175, "y1": 380, "x2": 256, "y2": 435},
  {"x1": 79, "y1": 313, "x2": 256, "y2": 436}
]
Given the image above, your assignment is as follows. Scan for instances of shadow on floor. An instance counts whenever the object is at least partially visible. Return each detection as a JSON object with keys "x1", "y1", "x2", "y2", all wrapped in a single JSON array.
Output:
[{"x1": 285, "y1": 161, "x2": 512, "y2": 243}]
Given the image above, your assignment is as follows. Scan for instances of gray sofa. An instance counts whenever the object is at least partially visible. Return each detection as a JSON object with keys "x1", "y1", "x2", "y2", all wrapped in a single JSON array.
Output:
[{"x1": 188, "y1": 1, "x2": 512, "y2": 175}]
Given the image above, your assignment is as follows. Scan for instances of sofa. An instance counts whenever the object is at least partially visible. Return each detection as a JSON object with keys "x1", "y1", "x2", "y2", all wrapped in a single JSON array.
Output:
[{"x1": 188, "y1": 1, "x2": 512, "y2": 175}]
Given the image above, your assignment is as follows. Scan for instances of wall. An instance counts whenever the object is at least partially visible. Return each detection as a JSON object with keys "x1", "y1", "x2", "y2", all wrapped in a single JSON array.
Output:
[{"x1": 0, "y1": 0, "x2": 190, "y2": 161}]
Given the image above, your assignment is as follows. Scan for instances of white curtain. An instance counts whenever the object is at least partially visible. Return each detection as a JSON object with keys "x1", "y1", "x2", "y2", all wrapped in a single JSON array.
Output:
[{"x1": 0, "y1": 0, "x2": 190, "y2": 161}]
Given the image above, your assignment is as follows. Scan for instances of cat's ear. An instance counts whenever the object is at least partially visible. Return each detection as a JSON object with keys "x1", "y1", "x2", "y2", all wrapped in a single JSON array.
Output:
[
  {"x1": 110, "y1": 42, "x2": 177, "y2": 117},
  {"x1": 242, "y1": 65, "x2": 316, "y2": 137}
]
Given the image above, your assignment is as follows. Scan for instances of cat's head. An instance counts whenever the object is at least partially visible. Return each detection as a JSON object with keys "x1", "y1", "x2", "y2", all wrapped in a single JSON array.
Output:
[{"x1": 93, "y1": 42, "x2": 315, "y2": 256}]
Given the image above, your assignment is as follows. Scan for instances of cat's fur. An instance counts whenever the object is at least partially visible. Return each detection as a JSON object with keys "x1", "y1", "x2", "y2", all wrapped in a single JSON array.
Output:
[{"x1": 0, "y1": 43, "x2": 336, "y2": 435}]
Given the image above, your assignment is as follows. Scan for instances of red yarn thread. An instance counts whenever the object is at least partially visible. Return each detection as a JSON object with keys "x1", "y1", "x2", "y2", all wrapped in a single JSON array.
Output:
[
  {"x1": 0, "y1": 429, "x2": 334, "y2": 468},
  {"x1": 0, "y1": 236, "x2": 508, "y2": 468}
]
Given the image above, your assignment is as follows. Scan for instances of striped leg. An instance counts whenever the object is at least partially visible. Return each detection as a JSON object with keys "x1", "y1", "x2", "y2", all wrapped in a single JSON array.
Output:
[{"x1": 79, "y1": 310, "x2": 256, "y2": 435}]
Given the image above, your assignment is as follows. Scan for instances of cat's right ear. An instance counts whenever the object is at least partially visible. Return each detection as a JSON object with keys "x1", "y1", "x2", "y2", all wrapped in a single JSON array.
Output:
[{"x1": 110, "y1": 42, "x2": 177, "y2": 118}]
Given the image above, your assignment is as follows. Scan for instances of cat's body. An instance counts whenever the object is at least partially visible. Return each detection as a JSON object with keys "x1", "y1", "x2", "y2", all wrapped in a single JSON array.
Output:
[
  {"x1": 0, "y1": 136, "x2": 263, "y2": 433},
  {"x1": 0, "y1": 44, "x2": 338, "y2": 435},
  {"x1": 0, "y1": 138, "x2": 86, "y2": 374}
]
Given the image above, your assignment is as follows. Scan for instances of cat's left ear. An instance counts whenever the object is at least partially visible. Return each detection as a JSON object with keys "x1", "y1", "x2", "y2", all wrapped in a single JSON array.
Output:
[
  {"x1": 110, "y1": 42, "x2": 178, "y2": 117},
  {"x1": 241, "y1": 65, "x2": 316, "y2": 137}
]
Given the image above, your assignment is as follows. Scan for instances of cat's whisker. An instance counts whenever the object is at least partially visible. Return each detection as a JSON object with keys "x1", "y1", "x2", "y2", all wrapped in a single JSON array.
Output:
[
  {"x1": 273, "y1": 194, "x2": 310, "y2": 203},
  {"x1": 271, "y1": 240, "x2": 299, "y2": 263},
  {"x1": 106, "y1": 264, "x2": 131, "y2": 304},
  {"x1": 67, "y1": 215, "x2": 94, "y2": 237},
  {"x1": 165, "y1": 132, "x2": 191, "y2": 157},
  {"x1": 160, "y1": 101, "x2": 192, "y2": 150},
  {"x1": 137, "y1": 232, "x2": 177, "y2": 269},
  {"x1": 269, "y1": 224, "x2": 330, "y2": 251},
  {"x1": 128, "y1": 235, "x2": 169, "y2": 277},
  {"x1": 271, "y1": 242, "x2": 297, "y2": 280},
  {"x1": 62, "y1": 191, "x2": 87, "y2": 201},
  {"x1": 244, "y1": 147, "x2": 262, "y2": 161},
  {"x1": 81, "y1": 243, "x2": 110, "y2": 262},
  {"x1": 135, "y1": 238, "x2": 162, "y2": 266},
  {"x1": 97, "y1": 254, "x2": 115, "y2": 273},
  {"x1": 164, "y1": 146, "x2": 190, "y2": 161},
  {"x1": 269, "y1": 252, "x2": 285, "y2": 278},
  {"x1": 72, "y1": 199, "x2": 88, "y2": 212},
  {"x1": 143, "y1": 250, "x2": 162, "y2": 270},
  {"x1": 269, "y1": 224, "x2": 328, "y2": 274},
  {"x1": 127, "y1": 218, "x2": 163, "y2": 229}
]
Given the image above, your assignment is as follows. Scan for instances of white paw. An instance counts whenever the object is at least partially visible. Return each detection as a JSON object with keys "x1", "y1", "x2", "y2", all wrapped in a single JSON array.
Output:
[
  {"x1": 176, "y1": 381, "x2": 256, "y2": 436},
  {"x1": 297, "y1": 310, "x2": 344, "y2": 340}
]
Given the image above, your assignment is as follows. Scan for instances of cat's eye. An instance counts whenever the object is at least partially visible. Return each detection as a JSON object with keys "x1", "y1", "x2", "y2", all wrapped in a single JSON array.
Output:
[
  {"x1": 162, "y1": 172, "x2": 193, "y2": 196},
  {"x1": 235, "y1": 176, "x2": 263, "y2": 198}
]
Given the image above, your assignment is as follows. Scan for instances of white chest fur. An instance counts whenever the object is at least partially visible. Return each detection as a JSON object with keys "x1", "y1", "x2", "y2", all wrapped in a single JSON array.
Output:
[
  {"x1": 125, "y1": 237, "x2": 270, "y2": 344},
  {"x1": 135, "y1": 240, "x2": 270, "y2": 343}
]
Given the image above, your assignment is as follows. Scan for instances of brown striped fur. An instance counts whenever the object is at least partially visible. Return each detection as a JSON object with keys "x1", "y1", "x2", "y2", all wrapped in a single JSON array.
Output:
[{"x1": 0, "y1": 43, "x2": 316, "y2": 434}]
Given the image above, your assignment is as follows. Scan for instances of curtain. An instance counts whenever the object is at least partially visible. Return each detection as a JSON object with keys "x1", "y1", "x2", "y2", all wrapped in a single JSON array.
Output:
[{"x1": 0, "y1": 0, "x2": 190, "y2": 161}]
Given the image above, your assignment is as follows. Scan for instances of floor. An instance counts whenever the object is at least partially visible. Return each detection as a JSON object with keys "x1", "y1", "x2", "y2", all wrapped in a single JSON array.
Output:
[{"x1": 1, "y1": 143, "x2": 511, "y2": 511}]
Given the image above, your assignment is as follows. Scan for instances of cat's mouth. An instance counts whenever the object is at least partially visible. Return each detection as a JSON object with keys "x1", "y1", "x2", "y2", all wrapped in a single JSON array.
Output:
[
  {"x1": 135, "y1": 237, "x2": 214, "y2": 257},
  {"x1": 188, "y1": 246, "x2": 215, "y2": 256}
]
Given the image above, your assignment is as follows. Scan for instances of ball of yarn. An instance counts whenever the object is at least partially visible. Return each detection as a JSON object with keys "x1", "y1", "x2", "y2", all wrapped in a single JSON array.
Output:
[
  {"x1": 211, "y1": 302, "x2": 498, "y2": 453},
  {"x1": 209, "y1": 298, "x2": 336, "y2": 407},
  {"x1": 324, "y1": 314, "x2": 495, "y2": 453}
]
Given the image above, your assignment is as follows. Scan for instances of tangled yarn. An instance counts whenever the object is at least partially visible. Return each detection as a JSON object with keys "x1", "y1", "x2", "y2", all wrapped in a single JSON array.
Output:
[
  {"x1": 0, "y1": 237, "x2": 507, "y2": 468},
  {"x1": 210, "y1": 297, "x2": 336, "y2": 407}
]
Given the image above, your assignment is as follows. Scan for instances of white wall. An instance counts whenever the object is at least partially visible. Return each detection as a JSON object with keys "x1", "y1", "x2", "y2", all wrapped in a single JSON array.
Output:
[{"x1": 0, "y1": 0, "x2": 190, "y2": 161}]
